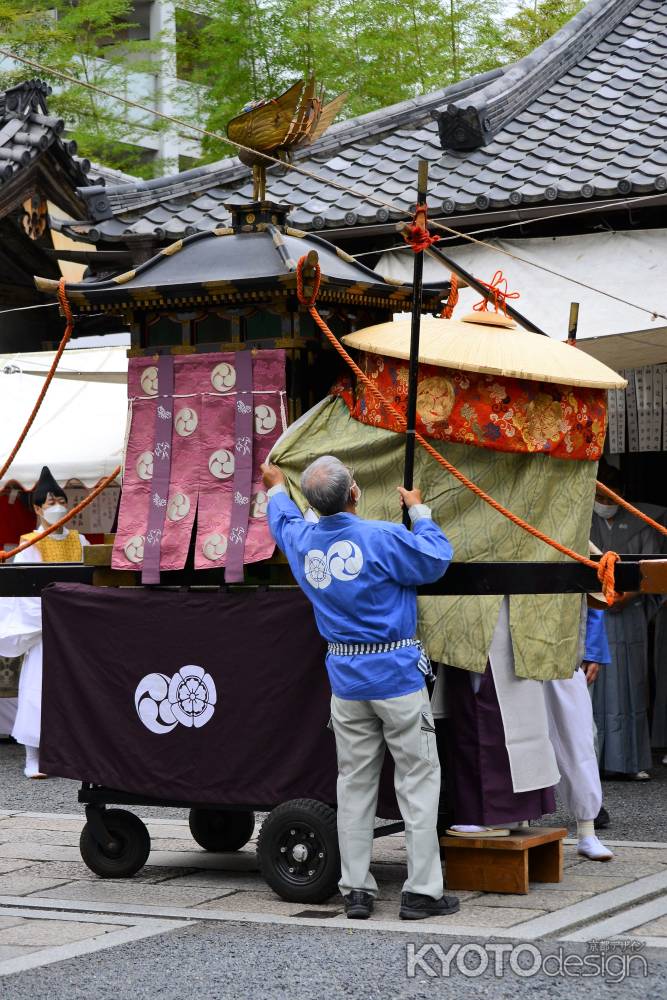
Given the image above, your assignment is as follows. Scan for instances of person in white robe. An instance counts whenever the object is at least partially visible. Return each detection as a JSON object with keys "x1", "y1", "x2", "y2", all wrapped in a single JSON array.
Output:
[
  {"x1": 0, "y1": 468, "x2": 88, "y2": 778},
  {"x1": 545, "y1": 605, "x2": 613, "y2": 861}
]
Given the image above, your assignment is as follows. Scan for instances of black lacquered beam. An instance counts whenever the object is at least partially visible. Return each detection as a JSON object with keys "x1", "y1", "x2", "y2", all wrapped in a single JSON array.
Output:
[
  {"x1": 1, "y1": 558, "x2": 666, "y2": 597},
  {"x1": 418, "y1": 561, "x2": 656, "y2": 595},
  {"x1": 0, "y1": 564, "x2": 97, "y2": 596}
]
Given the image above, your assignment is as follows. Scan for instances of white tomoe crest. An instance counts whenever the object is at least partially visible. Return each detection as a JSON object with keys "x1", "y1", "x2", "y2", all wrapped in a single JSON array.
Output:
[
  {"x1": 304, "y1": 540, "x2": 364, "y2": 590},
  {"x1": 208, "y1": 448, "x2": 235, "y2": 479},
  {"x1": 167, "y1": 492, "x2": 191, "y2": 522},
  {"x1": 174, "y1": 407, "x2": 198, "y2": 437},
  {"x1": 202, "y1": 532, "x2": 228, "y2": 561},
  {"x1": 254, "y1": 404, "x2": 277, "y2": 435},
  {"x1": 124, "y1": 534, "x2": 145, "y2": 564},
  {"x1": 136, "y1": 450, "x2": 154, "y2": 480},
  {"x1": 134, "y1": 673, "x2": 178, "y2": 734},
  {"x1": 328, "y1": 540, "x2": 364, "y2": 581},
  {"x1": 140, "y1": 366, "x2": 159, "y2": 396},
  {"x1": 211, "y1": 362, "x2": 236, "y2": 393}
]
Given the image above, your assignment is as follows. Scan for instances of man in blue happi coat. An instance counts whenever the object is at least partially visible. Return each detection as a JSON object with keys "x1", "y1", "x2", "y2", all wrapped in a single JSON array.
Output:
[{"x1": 262, "y1": 454, "x2": 459, "y2": 921}]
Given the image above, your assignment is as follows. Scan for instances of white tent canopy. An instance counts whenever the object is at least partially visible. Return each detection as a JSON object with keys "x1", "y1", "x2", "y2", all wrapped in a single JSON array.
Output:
[
  {"x1": 0, "y1": 346, "x2": 128, "y2": 489},
  {"x1": 376, "y1": 227, "x2": 667, "y2": 364}
]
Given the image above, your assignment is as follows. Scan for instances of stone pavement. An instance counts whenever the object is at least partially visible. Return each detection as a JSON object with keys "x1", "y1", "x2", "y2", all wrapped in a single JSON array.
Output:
[{"x1": 0, "y1": 809, "x2": 665, "y2": 978}]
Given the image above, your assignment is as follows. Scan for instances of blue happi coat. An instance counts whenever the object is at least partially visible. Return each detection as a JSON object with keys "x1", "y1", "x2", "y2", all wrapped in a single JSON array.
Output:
[
  {"x1": 584, "y1": 607, "x2": 611, "y2": 665},
  {"x1": 267, "y1": 488, "x2": 453, "y2": 700}
]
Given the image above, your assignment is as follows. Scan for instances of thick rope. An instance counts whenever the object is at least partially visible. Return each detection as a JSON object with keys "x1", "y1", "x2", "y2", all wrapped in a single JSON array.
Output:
[
  {"x1": 402, "y1": 204, "x2": 441, "y2": 254},
  {"x1": 0, "y1": 278, "x2": 74, "y2": 483},
  {"x1": 440, "y1": 273, "x2": 459, "y2": 319},
  {"x1": 0, "y1": 465, "x2": 121, "y2": 563},
  {"x1": 295, "y1": 255, "x2": 623, "y2": 605}
]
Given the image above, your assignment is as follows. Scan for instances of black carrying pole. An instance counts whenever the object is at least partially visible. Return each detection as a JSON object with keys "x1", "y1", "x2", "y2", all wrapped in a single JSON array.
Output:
[{"x1": 403, "y1": 160, "x2": 429, "y2": 527}]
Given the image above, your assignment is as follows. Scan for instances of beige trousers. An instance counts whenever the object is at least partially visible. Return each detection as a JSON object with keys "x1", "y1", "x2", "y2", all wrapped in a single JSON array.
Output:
[{"x1": 330, "y1": 686, "x2": 443, "y2": 899}]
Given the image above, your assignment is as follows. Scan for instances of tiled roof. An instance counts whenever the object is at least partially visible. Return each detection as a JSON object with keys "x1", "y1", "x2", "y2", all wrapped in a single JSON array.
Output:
[
  {"x1": 0, "y1": 80, "x2": 92, "y2": 193},
  {"x1": 54, "y1": 68, "x2": 504, "y2": 243},
  {"x1": 56, "y1": 0, "x2": 667, "y2": 243}
]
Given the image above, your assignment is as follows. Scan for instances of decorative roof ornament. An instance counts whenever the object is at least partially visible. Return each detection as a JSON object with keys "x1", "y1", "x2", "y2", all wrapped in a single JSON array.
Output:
[{"x1": 227, "y1": 77, "x2": 347, "y2": 200}]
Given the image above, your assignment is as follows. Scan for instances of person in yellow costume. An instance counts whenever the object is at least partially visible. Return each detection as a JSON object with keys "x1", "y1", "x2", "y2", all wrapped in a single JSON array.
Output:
[{"x1": 0, "y1": 467, "x2": 88, "y2": 778}]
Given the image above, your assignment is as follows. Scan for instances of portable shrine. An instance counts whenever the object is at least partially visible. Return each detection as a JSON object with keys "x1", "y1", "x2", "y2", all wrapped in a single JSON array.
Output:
[{"x1": 3, "y1": 93, "x2": 666, "y2": 905}]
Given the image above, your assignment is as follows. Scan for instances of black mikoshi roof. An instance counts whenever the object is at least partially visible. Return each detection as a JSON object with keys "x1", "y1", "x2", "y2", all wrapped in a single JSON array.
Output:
[{"x1": 35, "y1": 203, "x2": 450, "y2": 312}]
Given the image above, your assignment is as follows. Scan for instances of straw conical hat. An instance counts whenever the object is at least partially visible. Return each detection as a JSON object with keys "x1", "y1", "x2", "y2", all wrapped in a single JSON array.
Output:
[{"x1": 341, "y1": 316, "x2": 626, "y2": 389}]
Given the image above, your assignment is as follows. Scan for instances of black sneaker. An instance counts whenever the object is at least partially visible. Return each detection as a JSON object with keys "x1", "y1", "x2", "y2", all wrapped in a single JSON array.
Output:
[
  {"x1": 595, "y1": 806, "x2": 610, "y2": 830},
  {"x1": 343, "y1": 890, "x2": 374, "y2": 919},
  {"x1": 399, "y1": 891, "x2": 460, "y2": 920}
]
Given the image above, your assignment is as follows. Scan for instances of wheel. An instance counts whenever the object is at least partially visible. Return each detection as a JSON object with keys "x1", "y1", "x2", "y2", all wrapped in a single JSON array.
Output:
[
  {"x1": 79, "y1": 808, "x2": 150, "y2": 878},
  {"x1": 188, "y1": 808, "x2": 255, "y2": 852},
  {"x1": 257, "y1": 799, "x2": 340, "y2": 903}
]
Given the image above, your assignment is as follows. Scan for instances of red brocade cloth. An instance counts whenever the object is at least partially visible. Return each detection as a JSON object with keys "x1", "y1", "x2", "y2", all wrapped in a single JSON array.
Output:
[{"x1": 332, "y1": 353, "x2": 607, "y2": 461}]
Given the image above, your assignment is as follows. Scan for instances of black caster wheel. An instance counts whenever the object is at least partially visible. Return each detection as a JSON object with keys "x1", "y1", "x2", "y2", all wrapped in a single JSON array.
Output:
[
  {"x1": 257, "y1": 799, "x2": 340, "y2": 903},
  {"x1": 80, "y1": 808, "x2": 150, "y2": 878},
  {"x1": 188, "y1": 808, "x2": 255, "y2": 852}
]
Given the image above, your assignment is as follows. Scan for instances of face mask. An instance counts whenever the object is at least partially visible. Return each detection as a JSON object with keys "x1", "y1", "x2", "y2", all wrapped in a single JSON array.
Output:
[
  {"x1": 594, "y1": 501, "x2": 618, "y2": 519},
  {"x1": 42, "y1": 504, "x2": 67, "y2": 526}
]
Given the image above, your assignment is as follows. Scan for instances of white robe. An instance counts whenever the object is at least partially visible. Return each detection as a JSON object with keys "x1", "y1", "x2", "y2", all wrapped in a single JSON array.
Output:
[
  {"x1": 0, "y1": 535, "x2": 87, "y2": 748},
  {"x1": 544, "y1": 669, "x2": 601, "y2": 822}
]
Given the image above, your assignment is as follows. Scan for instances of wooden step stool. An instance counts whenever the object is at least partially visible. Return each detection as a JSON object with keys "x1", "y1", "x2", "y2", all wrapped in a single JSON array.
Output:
[{"x1": 439, "y1": 826, "x2": 567, "y2": 895}]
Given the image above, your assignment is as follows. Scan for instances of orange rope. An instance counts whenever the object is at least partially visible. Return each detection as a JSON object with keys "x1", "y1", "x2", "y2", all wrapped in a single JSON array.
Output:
[
  {"x1": 0, "y1": 278, "x2": 74, "y2": 483},
  {"x1": 295, "y1": 255, "x2": 623, "y2": 605},
  {"x1": 440, "y1": 273, "x2": 459, "y2": 319},
  {"x1": 0, "y1": 465, "x2": 121, "y2": 563},
  {"x1": 402, "y1": 203, "x2": 441, "y2": 254},
  {"x1": 473, "y1": 270, "x2": 520, "y2": 316}
]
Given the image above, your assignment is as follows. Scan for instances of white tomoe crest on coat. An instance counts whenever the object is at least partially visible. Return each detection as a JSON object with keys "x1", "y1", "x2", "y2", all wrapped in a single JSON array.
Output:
[
  {"x1": 167, "y1": 492, "x2": 191, "y2": 522},
  {"x1": 136, "y1": 450, "x2": 154, "y2": 480},
  {"x1": 304, "y1": 540, "x2": 364, "y2": 590},
  {"x1": 254, "y1": 404, "x2": 277, "y2": 435},
  {"x1": 208, "y1": 448, "x2": 235, "y2": 479},
  {"x1": 124, "y1": 534, "x2": 145, "y2": 564},
  {"x1": 211, "y1": 362, "x2": 236, "y2": 393},
  {"x1": 174, "y1": 407, "x2": 198, "y2": 436},
  {"x1": 328, "y1": 540, "x2": 364, "y2": 581},
  {"x1": 140, "y1": 366, "x2": 159, "y2": 396},
  {"x1": 202, "y1": 532, "x2": 228, "y2": 561}
]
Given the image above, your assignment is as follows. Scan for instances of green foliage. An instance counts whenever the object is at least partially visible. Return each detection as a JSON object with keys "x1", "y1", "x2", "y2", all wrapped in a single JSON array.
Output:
[
  {"x1": 0, "y1": 0, "x2": 163, "y2": 174},
  {"x1": 500, "y1": 0, "x2": 586, "y2": 60}
]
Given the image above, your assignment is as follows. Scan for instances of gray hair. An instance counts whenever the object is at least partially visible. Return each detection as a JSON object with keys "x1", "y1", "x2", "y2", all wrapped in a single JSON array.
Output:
[{"x1": 301, "y1": 455, "x2": 353, "y2": 516}]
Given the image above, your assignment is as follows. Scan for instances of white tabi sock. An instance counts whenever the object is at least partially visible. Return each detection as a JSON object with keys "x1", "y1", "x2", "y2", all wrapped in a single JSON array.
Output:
[
  {"x1": 577, "y1": 834, "x2": 613, "y2": 861},
  {"x1": 24, "y1": 745, "x2": 42, "y2": 778}
]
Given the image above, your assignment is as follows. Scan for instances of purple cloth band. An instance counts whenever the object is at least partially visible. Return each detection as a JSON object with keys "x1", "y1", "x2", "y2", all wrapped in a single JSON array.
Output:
[
  {"x1": 141, "y1": 355, "x2": 174, "y2": 584},
  {"x1": 225, "y1": 351, "x2": 253, "y2": 582}
]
